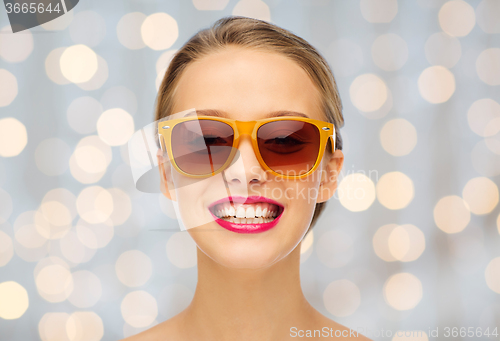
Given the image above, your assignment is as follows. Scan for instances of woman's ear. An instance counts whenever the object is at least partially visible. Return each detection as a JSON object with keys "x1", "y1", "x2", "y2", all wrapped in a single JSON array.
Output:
[
  {"x1": 157, "y1": 152, "x2": 177, "y2": 201},
  {"x1": 317, "y1": 149, "x2": 344, "y2": 203}
]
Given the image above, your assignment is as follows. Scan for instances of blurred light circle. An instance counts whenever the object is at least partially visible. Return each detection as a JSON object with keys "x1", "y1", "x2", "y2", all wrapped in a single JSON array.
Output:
[
  {"x1": 232, "y1": 0, "x2": 271, "y2": 21},
  {"x1": 0, "y1": 25, "x2": 33, "y2": 62},
  {"x1": 373, "y1": 223, "x2": 399, "y2": 262},
  {"x1": 389, "y1": 224, "x2": 426, "y2": 262},
  {"x1": 107, "y1": 188, "x2": 132, "y2": 226},
  {"x1": 166, "y1": 232, "x2": 197, "y2": 268},
  {"x1": 316, "y1": 230, "x2": 353, "y2": 268},
  {"x1": 487, "y1": 121, "x2": 500, "y2": 142},
  {"x1": 471, "y1": 140, "x2": 500, "y2": 177},
  {"x1": 121, "y1": 290, "x2": 158, "y2": 328},
  {"x1": 383, "y1": 272, "x2": 423, "y2": 310},
  {"x1": 60, "y1": 45, "x2": 98, "y2": 84},
  {"x1": 42, "y1": 188, "x2": 77, "y2": 223},
  {"x1": 68, "y1": 271, "x2": 102, "y2": 308},
  {"x1": 75, "y1": 218, "x2": 114, "y2": 249},
  {"x1": 45, "y1": 48, "x2": 70, "y2": 85},
  {"x1": 380, "y1": 118, "x2": 417, "y2": 156},
  {"x1": 300, "y1": 230, "x2": 314, "y2": 254},
  {"x1": 69, "y1": 11, "x2": 106, "y2": 47},
  {"x1": 76, "y1": 186, "x2": 114, "y2": 224},
  {"x1": 467, "y1": 98, "x2": 500, "y2": 137},
  {"x1": 373, "y1": 224, "x2": 426, "y2": 262},
  {"x1": 0, "y1": 188, "x2": 13, "y2": 224},
  {"x1": 101, "y1": 86, "x2": 137, "y2": 116},
  {"x1": 485, "y1": 257, "x2": 500, "y2": 294},
  {"x1": 376, "y1": 171, "x2": 414, "y2": 210},
  {"x1": 75, "y1": 55, "x2": 109, "y2": 91},
  {"x1": 359, "y1": 87, "x2": 393, "y2": 120},
  {"x1": 462, "y1": 177, "x2": 499, "y2": 215},
  {"x1": 0, "y1": 230, "x2": 14, "y2": 266},
  {"x1": 337, "y1": 173, "x2": 376, "y2": 212},
  {"x1": 38, "y1": 312, "x2": 70, "y2": 341},
  {"x1": 434, "y1": 195, "x2": 471, "y2": 233},
  {"x1": 0, "y1": 281, "x2": 29, "y2": 319},
  {"x1": 156, "y1": 49, "x2": 178, "y2": 75},
  {"x1": 360, "y1": 0, "x2": 398, "y2": 23},
  {"x1": 476, "y1": 48, "x2": 500, "y2": 86},
  {"x1": 328, "y1": 39, "x2": 364, "y2": 78},
  {"x1": 40, "y1": 8, "x2": 73, "y2": 30},
  {"x1": 66, "y1": 311, "x2": 104, "y2": 341},
  {"x1": 97, "y1": 108, "x2": 135, "y2": 146},
  {"x1": 75, "y1": 146, "x2": 107, "y2": 174},
  {"x1": 0, "y1": 117, "x2": 27, "y2": 156},
  {"x1": 35, "y1": 138, "x2": 71, "y2": 176},
  {"x1": 35, "y1": 264, "x2": 74, "y2": 302},
  {"x1": 323, "y1": 279, "x2": 361, "y2": 317},
  {"x1": 424, "y1": 32, "x2": 461, "y2": 68},
  {"x1": 141, "y1": 13, "x2": 178, "y2": 51},
  {"x1": 67, "y1": 96, "x2": 103, "y2": 135},
  {"x1": 438, "y1": 0, "x2": 476, "y2": 37},
  {"x1": 60, "y1": 229, "x2": 96, "y2": 264},
  {"x1": 117, "y1": 12, "x2": 147, "y2": 50},
  {"x1": 497, "y1": 213, "x2": 500, "y2": 234},
  {"x1": 0, "y1": 69, "x2": 18, "y2": 107},
  {"x1": 193, "y1": 0, "x2": 230, "y2": 10},
  {"x1": 418, "y1": 66, "x2": 455, "y2": 103},
  {"x1": 40, "y1": 200, "x2": 72, "y2": 227},
  {"x1": 70, "y1": 136, "x2": 112, "y2": 184},
  {"x1": 350, "y1": 74, "x2": 388, "y2": 112},
  {"x1": 475, "y1": 0, "x2": 500, "y2": 34},
  {"x1": 371, "y1": 33, "x2": 408, "y2": 71},
  {"x1": 14, "y1": 211, "x2": 49, "y2": 247},
  {"x1": 115, "y1": 250, "x2": 153, "y2": 287},
  {"x1": 13, "y1": 235, "x2": 49, "y2": 262}
]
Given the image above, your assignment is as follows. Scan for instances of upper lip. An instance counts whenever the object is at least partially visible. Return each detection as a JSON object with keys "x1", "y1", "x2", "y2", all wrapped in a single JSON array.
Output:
[{"x1": 208, "y1": 195, "x2": 284, "y2": 210}]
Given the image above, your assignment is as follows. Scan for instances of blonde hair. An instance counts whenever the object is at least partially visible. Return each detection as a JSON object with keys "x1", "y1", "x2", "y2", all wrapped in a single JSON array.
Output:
[{"x1": 155, "y1": 16, "x2": 344, "y2": 231}]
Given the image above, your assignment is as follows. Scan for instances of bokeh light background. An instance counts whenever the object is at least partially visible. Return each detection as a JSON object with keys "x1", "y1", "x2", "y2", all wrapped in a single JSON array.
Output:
[{"x1": 1, "y1": 0, "x2": 500, "y2": 339}]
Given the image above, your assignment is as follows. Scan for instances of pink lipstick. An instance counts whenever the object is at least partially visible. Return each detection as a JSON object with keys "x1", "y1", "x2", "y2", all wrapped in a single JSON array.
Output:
[{"x1": 208, "y1": 196, "x2": 284, "y2": 234}]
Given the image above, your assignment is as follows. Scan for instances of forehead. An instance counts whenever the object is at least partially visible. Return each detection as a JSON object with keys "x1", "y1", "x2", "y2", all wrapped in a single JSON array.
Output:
[{"x1": 171, "y1": 47, "x2": 324, "y2": 121}]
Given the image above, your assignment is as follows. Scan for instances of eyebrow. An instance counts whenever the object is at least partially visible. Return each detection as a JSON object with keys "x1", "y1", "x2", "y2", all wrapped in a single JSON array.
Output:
[{"x1": 184, "y1": 109, "x2": 309, "y2": 118}]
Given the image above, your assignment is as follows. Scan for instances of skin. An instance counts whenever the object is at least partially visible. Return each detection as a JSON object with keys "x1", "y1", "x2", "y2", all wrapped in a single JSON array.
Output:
[{"x1": 121, "y1": 46, "x2": 370, "y2": 341}]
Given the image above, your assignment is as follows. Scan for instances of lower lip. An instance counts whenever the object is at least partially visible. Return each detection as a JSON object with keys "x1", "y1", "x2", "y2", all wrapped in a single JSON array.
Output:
[{"x1": 209, "y1": 211, "x2": 283, "y2": 234}]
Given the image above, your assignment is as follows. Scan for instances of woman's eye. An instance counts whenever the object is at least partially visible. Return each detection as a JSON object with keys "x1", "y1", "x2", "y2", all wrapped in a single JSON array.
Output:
[{"x1": 266, "y1": 136, "x2": 305, "y2": 146}]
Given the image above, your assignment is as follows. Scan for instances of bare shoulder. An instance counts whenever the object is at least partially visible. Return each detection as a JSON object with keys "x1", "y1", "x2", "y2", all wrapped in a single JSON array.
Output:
[{"x1": 118, "y1": 314, "x2": 185, "y2": 341}]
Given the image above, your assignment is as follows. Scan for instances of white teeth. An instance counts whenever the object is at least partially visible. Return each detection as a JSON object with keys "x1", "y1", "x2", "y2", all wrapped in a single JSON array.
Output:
[
  {"x1": 214, "y1": 202, "x2": 281, "y2": 222},
  {"x1": 236, "y1": 206, "x2": 246, "y2": 218},
  {"x1": 245, "y1": 206, "x2": 255, "y2": 218}
]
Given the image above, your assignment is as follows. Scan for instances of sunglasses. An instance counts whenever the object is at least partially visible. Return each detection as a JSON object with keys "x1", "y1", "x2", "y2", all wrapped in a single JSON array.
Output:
[{"x1": 157, "y1": 116, "x2": 336, "y2": 179}]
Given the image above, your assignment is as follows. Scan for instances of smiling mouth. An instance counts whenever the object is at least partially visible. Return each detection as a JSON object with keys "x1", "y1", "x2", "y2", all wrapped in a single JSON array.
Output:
[{"x1": 209, "y1": 202, "x2": 283, "y2": 224}]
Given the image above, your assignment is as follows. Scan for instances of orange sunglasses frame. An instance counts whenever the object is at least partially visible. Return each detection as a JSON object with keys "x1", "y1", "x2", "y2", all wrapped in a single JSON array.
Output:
[{"x1": 157, "y1": 116, "x2": 336, "y2": 179}]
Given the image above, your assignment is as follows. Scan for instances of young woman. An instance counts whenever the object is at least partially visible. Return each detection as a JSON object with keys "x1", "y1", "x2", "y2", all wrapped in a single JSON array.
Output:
[{"x1": 124, "y1": 16, "x2": 369, "y2": 341}]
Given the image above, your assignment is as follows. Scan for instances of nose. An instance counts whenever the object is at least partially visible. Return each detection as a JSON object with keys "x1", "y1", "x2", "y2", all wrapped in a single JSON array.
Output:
[{"x1": 222, "y1": 136, "x2": 268, "y2": 188}]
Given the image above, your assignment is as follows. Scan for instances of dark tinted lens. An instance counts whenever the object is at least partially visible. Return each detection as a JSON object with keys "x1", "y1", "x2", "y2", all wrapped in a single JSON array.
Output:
[
  {"x1": 172, "y1": 120, "x2": 234, "y2": 175},
  {"x1": 257, "y1": 120, "x2": 320, "y2": 176}
]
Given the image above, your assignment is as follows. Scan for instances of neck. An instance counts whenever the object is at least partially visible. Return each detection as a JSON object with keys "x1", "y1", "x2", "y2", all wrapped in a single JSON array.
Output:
[{"x1": 181, "y1": 245, "x2": 318, "y2": 341}]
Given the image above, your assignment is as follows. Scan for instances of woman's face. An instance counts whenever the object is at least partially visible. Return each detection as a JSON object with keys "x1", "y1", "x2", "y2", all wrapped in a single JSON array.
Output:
[{"x1": 160, "y1": 46, "x2": 343, "y2": 269}]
